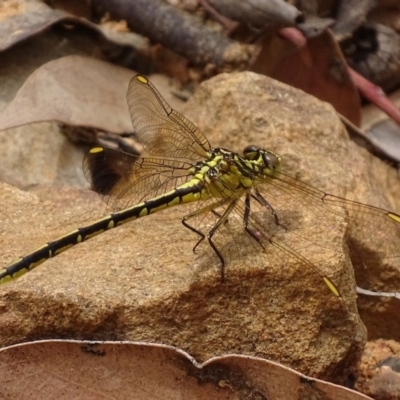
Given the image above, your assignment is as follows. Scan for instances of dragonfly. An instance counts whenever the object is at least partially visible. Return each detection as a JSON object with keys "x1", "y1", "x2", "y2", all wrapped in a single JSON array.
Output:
[{"x1": 1, "y1": 75, "x2": 399, "y2": 298}]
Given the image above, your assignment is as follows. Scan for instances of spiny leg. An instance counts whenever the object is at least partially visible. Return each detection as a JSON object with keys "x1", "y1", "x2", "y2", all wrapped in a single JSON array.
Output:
[
  {"x1": 244, "y1": 194, "x2": 266, "y2": 247},
  {"x1": 182, "y1": 219, "x2": 205, "y2": 253},
  {"x1": 182, "y1": 198, "x2": 233, "y2": 281},
  {"x1": 182, "y1": 199, "x2": 230, "y2": 254},
  {"x1": 206, "y1": 199, "x2": 238, "y2": 282},
  {"x1": 252, "y1": 188, "x2": 287, "y2": 231}
]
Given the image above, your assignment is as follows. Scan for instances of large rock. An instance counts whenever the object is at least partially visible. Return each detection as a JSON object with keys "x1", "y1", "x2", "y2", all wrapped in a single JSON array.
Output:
[{"x1": 3, "y1": 71, "x2": 398, "y2": 382}]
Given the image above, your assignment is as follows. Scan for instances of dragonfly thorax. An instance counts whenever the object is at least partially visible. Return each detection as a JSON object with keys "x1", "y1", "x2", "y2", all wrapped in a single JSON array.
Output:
[{"x1": 189, "y1": 146, "x2": 283, "y2": 201}]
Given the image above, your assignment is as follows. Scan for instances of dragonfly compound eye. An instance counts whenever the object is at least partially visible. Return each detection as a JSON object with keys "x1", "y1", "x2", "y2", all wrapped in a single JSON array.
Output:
[
  {"x1": 262, "y1": 151, "x2": 281, "y2": 171},
  {"x1": 243, "y1": 145, "x2": 260, "y2": 160}
]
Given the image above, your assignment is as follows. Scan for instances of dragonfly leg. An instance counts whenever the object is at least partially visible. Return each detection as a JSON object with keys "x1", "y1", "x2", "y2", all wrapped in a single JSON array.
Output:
[
  {"x1": 252, "y1": 188, "x2": 287, "y2": 231},
  {"x1": 206, "y1": 199, "x2": 238, "y2": 282},
  {"x1": 182, "y1": 198, "x2": 235, "y2": 282},
  {"x1": 243, "y1": 194, "x2": 266, "y2": 248},
  {"x1": 182, "y1": 218, "x2": 206, "y2": 253},
  {"x1": 182, "y1": 198, "x2": 229, "y2": 254}
]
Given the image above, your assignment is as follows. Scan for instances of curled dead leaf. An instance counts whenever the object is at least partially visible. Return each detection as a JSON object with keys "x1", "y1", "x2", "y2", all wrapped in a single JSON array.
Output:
[{"x1": 0, "y1": 340, "x2": 374, "y2": 399}]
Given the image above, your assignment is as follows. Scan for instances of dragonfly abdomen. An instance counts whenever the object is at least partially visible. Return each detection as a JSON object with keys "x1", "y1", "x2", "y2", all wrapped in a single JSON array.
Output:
[{"x1": 0, "y1": 180, "x2": 205, "y2": 284}]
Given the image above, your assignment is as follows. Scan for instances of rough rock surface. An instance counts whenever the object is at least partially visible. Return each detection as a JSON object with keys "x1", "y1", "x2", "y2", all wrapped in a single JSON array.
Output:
[
  {"x1": 1, "y1": 71, "x2": 399, "y2": 381},
  {"x1": 355, "y1": 339, "x2": 400, "y2": 399},
  {"x1": 187, "y1": 73, "x2": 400, "y2": 342}
]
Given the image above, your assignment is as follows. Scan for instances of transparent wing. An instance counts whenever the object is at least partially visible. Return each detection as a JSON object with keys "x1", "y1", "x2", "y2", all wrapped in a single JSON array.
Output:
[
  {"x1": 181, "y1": 171, "x2": 344, "y2": 297},
  {"x1": 127, "y1": 75, "x2": 210, "y2": 160},
  {"x1": 184, "y1": 162, "x2": 400, "y2": 296},
  {"x1": 256, "y1": 170, "x2": 400, "y2": 288},
  {"x1": 264, "y1": 171, "x2": 400, "y2": 255},
  {"x1": 83, "y1": 147, "x2": 193, "y2": 211}
]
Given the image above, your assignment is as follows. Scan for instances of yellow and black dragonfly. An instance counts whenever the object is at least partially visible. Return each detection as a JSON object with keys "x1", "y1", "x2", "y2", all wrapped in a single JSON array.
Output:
[{"x1": 1, "y1": 75, "x2": 399, "y2": 297}]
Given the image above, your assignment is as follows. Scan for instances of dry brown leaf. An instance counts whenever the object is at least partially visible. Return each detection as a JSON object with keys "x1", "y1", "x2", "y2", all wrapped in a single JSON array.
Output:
[
  {"x1": 0, "y1": 0, "x2": 148, "y2": 53},
  {"x1": 0, "y1": 55, "x2": 185, "y2": 187},
  {"x1": 0, "y1": 0, "x2": 68, "y2": 52},
  {"x1": 0, "y1": 56, "x2": 133, "y2": 134},
  {"x1": 0, "y1": 55, "x2": 185, "y2": 135},
  {"x1": 251, "y1": 29, "x2": 361, "y2": 125},
  {"x1": 0, "y1": 340, "x2": 374, "y2": 400}
]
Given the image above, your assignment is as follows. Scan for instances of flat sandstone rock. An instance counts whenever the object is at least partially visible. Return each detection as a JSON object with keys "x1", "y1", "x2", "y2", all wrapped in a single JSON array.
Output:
[{"x1": 3, "y1": 71, "x2": 399, "y2": 381}]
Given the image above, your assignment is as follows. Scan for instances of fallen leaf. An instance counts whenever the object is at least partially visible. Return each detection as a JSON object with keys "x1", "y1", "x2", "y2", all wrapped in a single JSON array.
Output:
[{"x1": 0, "y1": 340, "x2": 375, "y2": 400}]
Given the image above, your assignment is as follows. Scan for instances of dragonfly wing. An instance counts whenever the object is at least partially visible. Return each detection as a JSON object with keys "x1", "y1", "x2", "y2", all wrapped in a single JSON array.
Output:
[
  {"x1": 233, "y1": 186, "x2": 345, "y2": 297},
  {"x1": 259, "y1": 170, "x2": 400, "y2": 287},
  {"x1": 83, "y1": 147, "x2": 193, "y2": 211},
  {"x1": 127, "y1": 75, "x2": 210, "y2": 160},
  {"x1": 323, "y1": 193, "x2": 400, "y2": 287},
  {"x1": 180, "y1": 170, "x2": 343, "y2": 296}
]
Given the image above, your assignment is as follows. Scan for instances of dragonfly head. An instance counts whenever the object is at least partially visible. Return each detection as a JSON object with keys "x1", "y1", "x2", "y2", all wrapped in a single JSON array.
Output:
[{"x1": 243, "y1": 145, "x2": 281, "y2": 176}]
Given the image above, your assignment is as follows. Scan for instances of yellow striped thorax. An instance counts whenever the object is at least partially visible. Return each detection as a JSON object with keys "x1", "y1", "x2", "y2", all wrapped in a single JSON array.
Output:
[{"x1": 189, "y1": 146, "x2": 282, "y2": 201}]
